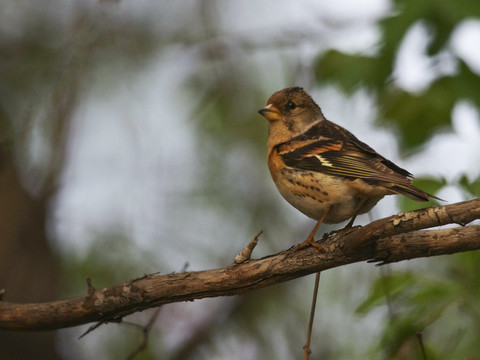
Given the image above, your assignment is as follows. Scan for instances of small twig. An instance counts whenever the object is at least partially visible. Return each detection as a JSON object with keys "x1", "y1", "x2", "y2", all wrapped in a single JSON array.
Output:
[
  {"x1": 79, "y1": 277, "x2": 122, "y2": 339},
  {"x1": 234, "y1": 229, "x2": 263, "y2": 264},
  {"x1": 79, "y1": 278, "x2": 103, "y2": 339},
  {"x1": 416, "y1": 332, "x2": 427, "y2": 360},
  {"x1": 303, "y1": 272, "x2": 321, "y2": 360},
  {"x1": 79, "y1": 315, "x2": 124, "y2": 339},
  {"x1": 86, "y1": 277, "x2": 95, "y2": 298},
  {"x1": 125, "y1": 308, "x2": 161, "y2": 360},
  {"x1": 181, "y1": 262, "x2": 190, "y2": 273},
  {"x1": 124, "y1": 263, "x2": 181, "y2": 359},
  {"x1": 79, "y1": 321, "x2": 104, "y2": 339}
]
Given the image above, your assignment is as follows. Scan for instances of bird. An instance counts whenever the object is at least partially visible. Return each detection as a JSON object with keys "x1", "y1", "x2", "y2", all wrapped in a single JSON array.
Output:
[{"x1": 258, "y1": 87, "x2": 440, "y2": 249}]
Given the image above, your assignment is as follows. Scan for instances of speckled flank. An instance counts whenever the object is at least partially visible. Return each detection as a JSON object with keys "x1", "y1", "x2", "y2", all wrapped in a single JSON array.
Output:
[{"x1": 273, "y1": 161, "x2": 382, "y2": 223}]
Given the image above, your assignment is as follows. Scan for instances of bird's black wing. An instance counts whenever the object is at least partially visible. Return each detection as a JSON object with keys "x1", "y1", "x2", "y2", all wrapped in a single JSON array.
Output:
[{"x1": 277, "y1": 121, "x2": 436, "y2": 201}]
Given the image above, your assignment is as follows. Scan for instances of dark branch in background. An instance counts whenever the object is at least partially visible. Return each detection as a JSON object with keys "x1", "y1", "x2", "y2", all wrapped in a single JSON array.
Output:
[
  {"x1": 416, "y1": 332, "x2": 427, "y2": 360},
  {"x1": 0, "y1": 199, "x2": 479, "y2": 332},
  {"x1": 124, "y1": 308, "x2": 161, "y2": 360}
]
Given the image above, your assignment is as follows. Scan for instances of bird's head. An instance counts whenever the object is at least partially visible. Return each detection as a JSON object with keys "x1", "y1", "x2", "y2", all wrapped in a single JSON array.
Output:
[{"x1": 258, "y1": 87, "x2": 324, "y2": 145}]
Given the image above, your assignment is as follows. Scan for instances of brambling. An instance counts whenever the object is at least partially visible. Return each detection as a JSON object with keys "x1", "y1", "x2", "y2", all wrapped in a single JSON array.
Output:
[{"x1": 258, "y1": 87, "x2": 440, "y2": 249}]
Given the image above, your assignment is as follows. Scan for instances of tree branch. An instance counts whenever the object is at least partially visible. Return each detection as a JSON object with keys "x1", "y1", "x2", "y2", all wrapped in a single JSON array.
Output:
[{"x1": 1, "y1": 199, "x2": 479, "y2": 332}]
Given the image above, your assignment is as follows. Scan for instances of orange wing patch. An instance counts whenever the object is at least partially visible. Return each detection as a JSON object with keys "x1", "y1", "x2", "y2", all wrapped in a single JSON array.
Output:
[
  {"x1": 310, "y1": 142, "x2": 342, "y2": 154},
  {"x1": 277, "y1": 139, "x2": 320, "y2": 154},
  {"x1": 277, "y1": 139, "x2": 342, "y2": 155}
]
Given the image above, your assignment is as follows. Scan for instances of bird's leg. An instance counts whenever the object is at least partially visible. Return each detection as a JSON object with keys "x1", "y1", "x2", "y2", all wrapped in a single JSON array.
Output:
[
  {"x1": 296, "y1": 208, "x2": 330, "y2": 251},
  {"x1": 343, "y1": 215, "x2": 362, "y2": 232},
  {"x1": 344, "y1": 215, "x2": 357, "y2": 229},
  {"x1": 326, "y1": 214, "x2": 362, "y2": 239}
]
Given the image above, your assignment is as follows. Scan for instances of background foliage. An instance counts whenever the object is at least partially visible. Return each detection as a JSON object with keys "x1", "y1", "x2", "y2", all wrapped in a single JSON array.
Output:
[{"x1": 1, "y1": 0, "x2": 479, "y2": 359}]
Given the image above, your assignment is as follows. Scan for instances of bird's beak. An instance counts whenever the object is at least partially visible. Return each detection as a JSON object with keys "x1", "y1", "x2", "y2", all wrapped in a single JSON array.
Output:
[{"x1": 258, "y1": 104, "x2": 281, "y2": 121}]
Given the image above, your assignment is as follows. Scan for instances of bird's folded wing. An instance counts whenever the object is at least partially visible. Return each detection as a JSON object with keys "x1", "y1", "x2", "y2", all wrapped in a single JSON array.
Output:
[
  {"x1": 275, "y1": 121, "x2": 439, "y2": 201},
  {"x1": 278, "y1": 138, "x2": 410, "y2": 185}
]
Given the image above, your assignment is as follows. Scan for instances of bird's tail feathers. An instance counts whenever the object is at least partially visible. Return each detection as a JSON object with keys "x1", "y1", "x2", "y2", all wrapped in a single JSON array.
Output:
[{"x1": 389, "y1": 184, "x2": 444, "y2": 202}]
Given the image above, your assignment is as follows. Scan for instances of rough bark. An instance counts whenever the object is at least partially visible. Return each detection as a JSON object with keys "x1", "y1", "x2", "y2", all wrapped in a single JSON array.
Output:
[{"x1": 0, "y1": 198, "x2": 479, "y2": 332}]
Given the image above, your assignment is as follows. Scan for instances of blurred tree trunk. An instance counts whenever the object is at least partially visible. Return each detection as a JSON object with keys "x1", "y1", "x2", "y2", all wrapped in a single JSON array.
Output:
[{"x1": 0, "y1": 146, "x2": 60, "y2": 360}]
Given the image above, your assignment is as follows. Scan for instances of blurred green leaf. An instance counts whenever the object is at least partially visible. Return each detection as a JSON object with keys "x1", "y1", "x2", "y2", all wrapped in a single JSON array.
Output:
[
  {"x1": 315, "y1": 51, "x2": 387, "y2": 93},
  {"x1": 359, "y1": 252, "x2": 480, "y2": 358},
  {"x1": 380, "y1": 78, "x2": 457, "y2": 149},
  {"x1": 356, "y1": 272, "x2": 416, "y2": 314},
  {"x1": 456, "y1": 62, "x2": 480, "y2": 110},
  {"x1": 459, "y1": 174, "x2": 480, "y2": 197}
]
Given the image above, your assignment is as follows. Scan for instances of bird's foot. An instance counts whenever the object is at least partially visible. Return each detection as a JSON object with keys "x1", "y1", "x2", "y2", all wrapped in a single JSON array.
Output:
[
  {"x1": 294, "y1": 209, "x2": 330, "y2": 252},
  {"x1": 295, "y1": 236, "x2": 324, "y2": 252},
  {"x1": 326, "y1": 225, "x2": 362, "y2": 239}
]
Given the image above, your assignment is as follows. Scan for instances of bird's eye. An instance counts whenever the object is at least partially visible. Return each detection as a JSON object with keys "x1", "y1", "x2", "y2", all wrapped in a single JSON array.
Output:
[{"x1": 287, "y1": 101, "x2": 296, "y2": 110}]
